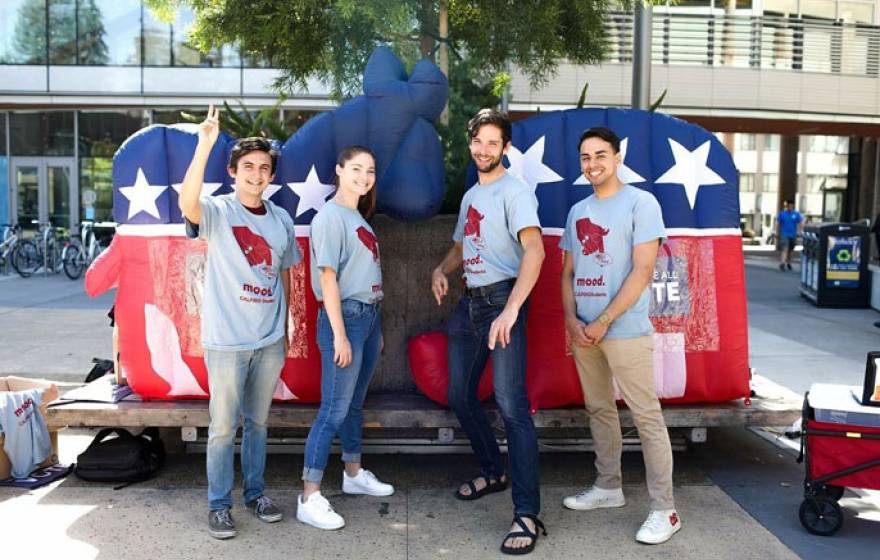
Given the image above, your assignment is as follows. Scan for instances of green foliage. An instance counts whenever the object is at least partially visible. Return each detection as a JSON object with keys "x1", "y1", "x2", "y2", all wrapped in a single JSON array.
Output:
[
  {"x1": 180, "y1": 96, "x2": 293, "y2": 141},
  {"x1": 8, "y1": 0, "x2": 108, "y2": 65},
  {"x1": 146, "y1": 0, "x2": 618, "y2": 99},
  {"x1": 576, "y1": 82, "x2": 589, "y2": 109},
  {"x1": 650, "y1": 89, "x2": 668, "y2": 112},
  {"x1": 145, "y1": 0, "x2": 633, "y2": 211},
  {"x1": 10, "y1": 0, "x2": 46, "y2": 63}
]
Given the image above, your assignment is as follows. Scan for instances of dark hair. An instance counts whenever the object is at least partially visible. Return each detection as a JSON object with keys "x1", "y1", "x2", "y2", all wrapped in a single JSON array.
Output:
[
  {"x1": 228, "y1": 137, "x2": 279, "y2": 174},
  {"x1": 336, "y1": 145, "x2": 378, "y2": 219},
  {"x1": 467, "y1": 108, "x2": 512, "y2": 146},
  {"x1": 577, "y1": 127, "x2": 621, "y2": 154}
]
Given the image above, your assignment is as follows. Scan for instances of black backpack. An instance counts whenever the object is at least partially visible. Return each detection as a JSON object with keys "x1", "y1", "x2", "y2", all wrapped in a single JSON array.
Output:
[{"x1": 75, "y1": 427, "x2": 166, "y2": 488}]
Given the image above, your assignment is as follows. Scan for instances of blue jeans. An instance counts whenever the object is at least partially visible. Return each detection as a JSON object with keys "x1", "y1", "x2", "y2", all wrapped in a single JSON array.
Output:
[
  {"x1": 205, "y1": 337, "x2": 284, "y2": 511},
  {"x1": 447, "y1": 285, "x2": 540, "y2": 516},
  {"x1": 302, "y1": 300, "x2": 382, "y2": 483}
]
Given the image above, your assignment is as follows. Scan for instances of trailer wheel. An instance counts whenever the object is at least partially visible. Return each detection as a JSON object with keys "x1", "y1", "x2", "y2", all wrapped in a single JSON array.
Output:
[{"x1": 799, "y1": 498, "x2": 843, "y2": 536}]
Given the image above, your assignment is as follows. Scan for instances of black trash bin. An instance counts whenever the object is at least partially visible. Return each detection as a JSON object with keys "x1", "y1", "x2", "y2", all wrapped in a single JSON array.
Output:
[{"x1": 800, "y1": 222, "x2": 870, "y2": 308}]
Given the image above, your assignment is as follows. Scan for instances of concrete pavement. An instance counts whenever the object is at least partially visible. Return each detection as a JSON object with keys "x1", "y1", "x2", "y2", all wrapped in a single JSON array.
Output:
[{"x1": 1, "y1": 253, "x2": 880, "y2": 558}]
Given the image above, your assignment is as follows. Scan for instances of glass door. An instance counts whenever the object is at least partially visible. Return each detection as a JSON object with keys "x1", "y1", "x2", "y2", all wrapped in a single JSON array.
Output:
[{"x1": 11, "y1": 158, "x2": 77, "y2": 232}]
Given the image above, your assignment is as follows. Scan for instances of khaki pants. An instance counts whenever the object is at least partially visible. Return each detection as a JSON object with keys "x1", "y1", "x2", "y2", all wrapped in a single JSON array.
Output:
[{"x1": 571, "y1": 335, "x2": 675, "y2": 511}]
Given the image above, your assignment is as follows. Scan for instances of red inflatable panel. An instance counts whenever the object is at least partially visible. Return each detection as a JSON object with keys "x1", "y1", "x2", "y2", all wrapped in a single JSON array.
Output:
[
  {"x1": 408, "y1": 331, "x2": 494, "y2": 405},
  {"x1": 408, "y1": 233, "x2": 750, "y2": 408},
  {"x1": 86, "y1": 231, "x2": 323, "y2": 402}
]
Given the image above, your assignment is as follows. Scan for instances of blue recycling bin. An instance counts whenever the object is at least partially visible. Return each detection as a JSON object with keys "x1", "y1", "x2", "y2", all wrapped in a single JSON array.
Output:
[{"x1": 800, "y1": 222, "x2": 870, "y2": 308}]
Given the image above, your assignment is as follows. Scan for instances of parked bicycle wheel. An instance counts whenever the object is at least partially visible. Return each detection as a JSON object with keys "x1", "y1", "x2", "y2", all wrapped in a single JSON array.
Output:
[
  {"x1": 62, "y1": 243, "x2": 85, "y2": 280},
  {"x1": 12, "y1": 240, "x2": 39, "y2": 278}
]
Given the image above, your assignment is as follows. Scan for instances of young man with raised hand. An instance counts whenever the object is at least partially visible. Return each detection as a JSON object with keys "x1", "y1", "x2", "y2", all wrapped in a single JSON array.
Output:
[
  {"x1": 431, "y1": 108, "x2": 546, "y2": 555},
  {"x1": 179, "y1": 105, "x2": 300, "y2": 540},
  {"x1": 559, "y1": 127, "x2": 681, "y2": 544}
]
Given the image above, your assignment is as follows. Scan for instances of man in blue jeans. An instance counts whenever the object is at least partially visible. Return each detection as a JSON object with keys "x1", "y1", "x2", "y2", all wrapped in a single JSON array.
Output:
[
  {"x1": 431, "y1": 108, "x2": 546, "y2": 555},
  {"x1": 179, "y1": 105, "x2": 301, "y2": 539},
  {"x1": 777, "y1": 200, "x2": 803, "y2": 270}
]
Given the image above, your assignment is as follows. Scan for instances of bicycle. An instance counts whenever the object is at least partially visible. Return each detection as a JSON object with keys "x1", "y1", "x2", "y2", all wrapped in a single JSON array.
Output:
[
  {"x1": 14, "y1": 221, "x2": 62, "y2": 278},
  {"x1": 62, "y1": 221, "x2": 116, "y2": 280},
  {"x1": 0, "y1": 224, "x2": 23, "y2": 275}
]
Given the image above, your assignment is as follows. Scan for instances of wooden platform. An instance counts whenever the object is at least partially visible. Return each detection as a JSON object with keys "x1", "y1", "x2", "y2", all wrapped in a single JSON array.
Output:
[{"x1": 46, "y1": 375, "x2": 803, "y2": 431}]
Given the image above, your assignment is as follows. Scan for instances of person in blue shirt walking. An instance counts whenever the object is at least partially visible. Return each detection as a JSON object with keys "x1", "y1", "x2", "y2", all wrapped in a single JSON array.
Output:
[
  {"x1": 296, "y1": 145, "x2": 394, "y2": 531},
  {"x1": 777, "y1": 200, "x2": 803, "y2": 271}
]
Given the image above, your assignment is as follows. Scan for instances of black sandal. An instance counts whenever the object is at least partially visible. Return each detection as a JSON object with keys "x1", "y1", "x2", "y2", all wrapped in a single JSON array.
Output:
[
  {"x1": 500, "y1": 515, "x2": 547, "y2": 556},
  {"x1": 454, "y1": 474, "x2": 508, "y2": 501}
]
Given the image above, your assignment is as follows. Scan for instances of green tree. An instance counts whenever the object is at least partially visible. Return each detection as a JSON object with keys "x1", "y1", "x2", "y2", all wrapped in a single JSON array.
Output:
[
  {"x1": 144, "y1": 0, "x2": 633, "y2": 212},
  {"x1": 9, "y1": 0, "x2": 46, "y2": 64},
  {"x1": 7, "y1": 0, "x2": 108, "y2": 65},
  {"x1": 145, "y1": 0, "x2": 617, "y2": 98}
]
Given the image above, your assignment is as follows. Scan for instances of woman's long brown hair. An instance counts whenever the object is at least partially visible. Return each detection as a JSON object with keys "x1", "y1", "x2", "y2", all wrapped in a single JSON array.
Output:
[{"x1": 336, "y1": 145, "x2": 377, "y2": 219}]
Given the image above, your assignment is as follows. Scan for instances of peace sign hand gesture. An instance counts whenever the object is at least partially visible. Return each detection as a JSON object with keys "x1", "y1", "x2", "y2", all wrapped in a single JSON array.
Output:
[{"x1": 198, "y1": 104, "x2": 221, "y2": 147}]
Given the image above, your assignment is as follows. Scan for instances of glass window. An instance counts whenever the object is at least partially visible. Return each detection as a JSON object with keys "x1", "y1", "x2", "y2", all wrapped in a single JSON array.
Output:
[
  {"x1": 77, "y1": 110, "x2": 148, "y2": 157},
  {"x1": 10, "y1": 112, "x2": 75, "y2": 156},
  {"x1": 763, "y1": 173, "x2": 779, "y2": 192},
  {"x1": 79, "y1": 157, "x2": 113, "y2": 222},
  {"x1": 0, "y1": 113, "x2": 7, "y2": 225},
  {"x1": 0, "y1": 113, "x2": 6, "y2": 154},
  {"x1": 838, "y1": 2, "x2": 874, "y2": 23},
  {"x1": 764, "y1": 134, "x2": 780, "y2": 152},
  {"x1": 152, "y1": 109, "x2": 198, "y2": 125},
  {"x1": 85, "y1": 0, "x2": 140, "y2": 65},
  {"x1": 740, "y1": 173, "x2": 755, "y2": 192},
  {"x1": 143, "y1": 5, "x2": 171, "y2": 66},
  {"x1": 735, "y1": 133, "x2": 756, "y2": 151},
  {"x1": 170, "y1": 8, "x2": 239, "y2": 67},
  {"x1": 49, "y1": 0, "x2": 77, "y2": 65},
  {"x1": 1, "y1": 0, "x2": 47, "y2": 64},
  {"x1": 763, "y1": 0, "x2": 797, "y2": 16},
  {"x1": 801, "y1": 0, "x2": 836, "y2": 20},
  {"x1": 806, "y1": 175, "x2": 827, "y2": 192}
]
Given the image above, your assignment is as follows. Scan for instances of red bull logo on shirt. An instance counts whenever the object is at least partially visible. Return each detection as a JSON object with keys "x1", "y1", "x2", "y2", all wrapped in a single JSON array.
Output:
[
  {"x1": 576, "y1": 217, "x2": 612, "y2": 265},
  {"x1": 232, "y1": 226, "x2": 273, "y2": 268},
  {"x1": 463, "y1": 205, "x2": 486, "y2": 250},
  {"x1": 356, "y1": 226, "x2": 381, "y2": 262}
]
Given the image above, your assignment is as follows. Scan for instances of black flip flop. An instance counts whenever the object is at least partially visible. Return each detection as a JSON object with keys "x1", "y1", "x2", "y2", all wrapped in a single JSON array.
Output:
[
  {"x1": 454, "y1": 475, "x2": 508, "y2": 501},
  {"x1": 500, "y1": 515, "x2": 547, "y2": 556}
]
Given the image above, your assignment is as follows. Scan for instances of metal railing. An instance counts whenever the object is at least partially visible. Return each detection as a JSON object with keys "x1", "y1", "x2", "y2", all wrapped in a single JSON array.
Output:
[{"x1": 606, "y1": 12, "x2": 880, "y2": 77}]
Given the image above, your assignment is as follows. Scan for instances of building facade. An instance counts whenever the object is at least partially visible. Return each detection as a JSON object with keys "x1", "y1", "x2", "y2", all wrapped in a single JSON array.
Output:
[{"x1": 2, "y1": 0, "x2": 879, "y2": 238}]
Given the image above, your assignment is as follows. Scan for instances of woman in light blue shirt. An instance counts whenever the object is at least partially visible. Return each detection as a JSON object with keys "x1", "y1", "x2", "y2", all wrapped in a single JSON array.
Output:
[{"x1": 296, "y1": 146, "x2": 393, "y2": 530}]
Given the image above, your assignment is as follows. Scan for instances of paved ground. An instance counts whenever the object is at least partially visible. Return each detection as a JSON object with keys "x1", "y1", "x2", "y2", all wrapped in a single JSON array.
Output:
[{"x1": 1, "y1": 252, "x2": 879, "y2": 558}]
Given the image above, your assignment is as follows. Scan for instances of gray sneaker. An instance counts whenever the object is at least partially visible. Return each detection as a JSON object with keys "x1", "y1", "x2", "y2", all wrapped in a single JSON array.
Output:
[
  {"x1": 246, "y1": 495, "x2": 283, "y2": 523},
  {"x1": 208, "y1": 508, "x2": 237, "y2": 539}
]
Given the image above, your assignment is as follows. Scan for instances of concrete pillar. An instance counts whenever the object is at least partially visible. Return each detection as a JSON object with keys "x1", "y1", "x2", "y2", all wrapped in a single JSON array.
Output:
[
  {"x1": 632, "y1": 3, "x2": 653, "y2": 109},
  {"x1": 778, "y1": 134, "x2": 799, "y2": 210},
  {"x1": 846, "y1": 136, "x2": 862, "y2": 222},
  {"x1": 858, "y1": 137, "x2": 876, "y2": 222}
]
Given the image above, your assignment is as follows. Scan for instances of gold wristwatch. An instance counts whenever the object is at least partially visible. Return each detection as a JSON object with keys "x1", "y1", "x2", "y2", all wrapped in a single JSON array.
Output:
[{"x1": 597, "y1": 312, "x2": 612, "y2": 326}]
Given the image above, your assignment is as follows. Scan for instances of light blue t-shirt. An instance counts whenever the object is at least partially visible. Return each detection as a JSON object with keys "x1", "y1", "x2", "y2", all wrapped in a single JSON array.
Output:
[
  {"x1": 0, "y1": 388, "x2": 52, "y2": 479},
  {"x1": 310, "y1": 201, "x2": 384, "y2": 304},
  {"x1": 560, "y1": 185, "x2": 666, "y2": 340},
  {"x1": 453, "y1": 172, "x2": 541, "y2": 288},
  {"x1": 189, "y1": 193, "x2": 301, "y2": 351}
]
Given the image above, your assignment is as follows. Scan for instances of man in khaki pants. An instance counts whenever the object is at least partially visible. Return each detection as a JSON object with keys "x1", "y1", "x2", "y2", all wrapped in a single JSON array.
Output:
[{"x1": 559, "y1": 127, "x2": 681, "y2": 544}]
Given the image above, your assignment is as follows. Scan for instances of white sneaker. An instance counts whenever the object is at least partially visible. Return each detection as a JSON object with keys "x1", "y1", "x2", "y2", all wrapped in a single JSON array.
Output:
[
  {"x1": 296, "y1": 492, "x2": 345, "y2": 530},
  {"x1": 342, "y1": 468, "x2": 395, "y2": 497},
  {"x1": 563, "y1": 486, "x2": 626, "y2": 511},
  {"x1": 635, "y1": 509, "x2": 682, "y2": 544}
]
